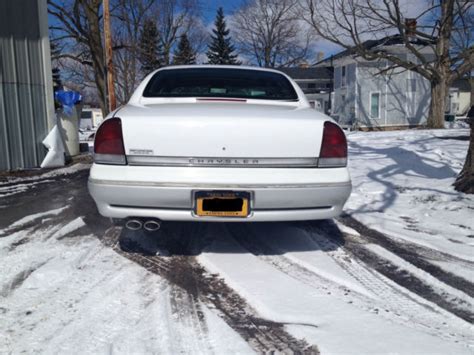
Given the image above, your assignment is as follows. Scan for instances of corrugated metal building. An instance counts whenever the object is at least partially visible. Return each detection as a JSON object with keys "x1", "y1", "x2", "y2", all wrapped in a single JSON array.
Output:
[{"x1": 0, "y1": 0, "x2": 55, "y2": 171}]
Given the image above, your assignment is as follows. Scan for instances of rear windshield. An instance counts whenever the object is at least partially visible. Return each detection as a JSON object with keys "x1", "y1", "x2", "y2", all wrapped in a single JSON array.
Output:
[{"x1": 142, "y1": 68, "x2": 298, "y2": 101}]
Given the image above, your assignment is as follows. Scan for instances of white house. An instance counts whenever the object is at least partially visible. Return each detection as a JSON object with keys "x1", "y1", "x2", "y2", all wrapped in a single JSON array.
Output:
[{"x1": 316, "y1": 35, "x2": 434, "y2": 129}]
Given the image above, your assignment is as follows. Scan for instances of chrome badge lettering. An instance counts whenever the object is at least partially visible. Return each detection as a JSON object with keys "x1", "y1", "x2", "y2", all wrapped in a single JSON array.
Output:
[
  {"x1": 188, "y1": 158, "x2": 260, "y2": 165},
  {"x1": 129, "y1": 149, "x2": 154, "y2": 155}
]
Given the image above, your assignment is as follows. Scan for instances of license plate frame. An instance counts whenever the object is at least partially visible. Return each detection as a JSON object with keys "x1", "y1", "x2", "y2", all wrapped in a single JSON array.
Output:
[{"x1": 194, "y1": 190, "x2": 251, "y2": 218}]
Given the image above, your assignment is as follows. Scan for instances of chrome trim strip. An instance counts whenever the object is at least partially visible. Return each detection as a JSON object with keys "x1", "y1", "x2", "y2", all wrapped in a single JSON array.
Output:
[
  {"x1": 110, "y1": 204, "x2": 332, "y2": 212},
  {"x1": 127, "y1": 155, "x2": 319, "y2": 168},
  {"x1": 89, "y1": 178, "x2": 351, "y2": 189}
]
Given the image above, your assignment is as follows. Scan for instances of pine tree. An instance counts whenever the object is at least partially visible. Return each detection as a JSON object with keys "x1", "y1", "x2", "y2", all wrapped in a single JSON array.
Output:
[
  {"x1": 173, "y1": 34, "x2": 196, "y2": 65},
  {"x1": 139, "y1": 19, "x2": 162, "y2": 75},
  {"x1": 206, "y1": 8, "x2": 240, "y2": 65}
]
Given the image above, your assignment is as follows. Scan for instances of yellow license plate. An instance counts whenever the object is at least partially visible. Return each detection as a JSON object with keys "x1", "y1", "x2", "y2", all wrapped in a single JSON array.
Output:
[{"x1": 195, "y1": 191, "x2": 250, "y2": 217}]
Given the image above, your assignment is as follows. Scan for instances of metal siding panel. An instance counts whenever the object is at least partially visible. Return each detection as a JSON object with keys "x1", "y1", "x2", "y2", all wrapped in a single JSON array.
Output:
[
  {"x1": 15, "y1": 37, "x2": 30, "y2": 84},
  {"x1": 0, "y1": 0, "x2": 51, "y2": 170},
  {"x1": 32, "y1": 85, "x2": 47, "y2": 164},
  {"x1": 14, "y1": 37, "x2": 36, "y2": 167},
  {"x1": 3, "y1": 83, "x2": 23, "y2": 169},
  {"x1": 0, "y1": 38, "x2": 3, "y2": 84},
  {"x1": 2, "y1": 37, "x2": 16, "y2": 83},
  {"x1": 18, "y1": 83, "x2": 37, "y2": 167},
  {"x1": 31, "y1": 39, "x2": 49, "y2": 165},
  {"x1": 28, "y1": 40, "x2": 43, "y2": 85},
  {"x1": 0, "y1": 72, "x2": 10, "y2": 170},
  {"x1": 23, "y1": 39, "x2": 39, "y2": 167}
]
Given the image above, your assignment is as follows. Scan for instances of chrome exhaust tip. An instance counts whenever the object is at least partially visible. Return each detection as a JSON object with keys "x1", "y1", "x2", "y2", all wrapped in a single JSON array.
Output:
[
  {"x1": 143, "y1": 220, "x2": 161, "y2": 232},
  {"x1": 125, "y1": 219, "x2": 143, "y2": 231}
]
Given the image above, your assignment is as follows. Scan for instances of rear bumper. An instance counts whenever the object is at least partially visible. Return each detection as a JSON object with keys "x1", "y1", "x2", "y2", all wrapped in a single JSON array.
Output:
[{"x1": 88, "y1": 164, "x2": 352, "y2": 222}]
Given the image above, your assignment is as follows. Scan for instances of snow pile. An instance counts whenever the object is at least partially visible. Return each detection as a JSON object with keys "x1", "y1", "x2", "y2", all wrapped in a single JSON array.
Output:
[{"x1": 346, "y1": 128, "x2": 473, "y2": 264}]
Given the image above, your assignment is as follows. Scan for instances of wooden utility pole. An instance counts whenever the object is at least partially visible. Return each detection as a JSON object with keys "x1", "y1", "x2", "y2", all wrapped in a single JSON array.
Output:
[{"x1": 103, "y1": 0, "x2": 116, "y2": 112}]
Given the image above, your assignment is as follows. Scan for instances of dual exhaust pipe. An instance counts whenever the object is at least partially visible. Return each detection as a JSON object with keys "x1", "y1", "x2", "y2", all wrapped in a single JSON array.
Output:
[{"x1": 125, "y1": 218, "x2": 161, "y2": 232}]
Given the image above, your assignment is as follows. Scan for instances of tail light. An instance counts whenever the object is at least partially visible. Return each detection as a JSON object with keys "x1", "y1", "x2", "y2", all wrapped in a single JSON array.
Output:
[
  {"x1": 318, "y1": 121, "x2": 347, "y2": 167},
  {"x1": 94, "y1": 117, "x2": 127, "y2": 165}
]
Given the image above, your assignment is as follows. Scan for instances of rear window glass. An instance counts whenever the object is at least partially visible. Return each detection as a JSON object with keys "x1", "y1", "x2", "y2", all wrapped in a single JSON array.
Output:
[{"x1": 143, "y1": 68, "x2": 298, "y2": 101}]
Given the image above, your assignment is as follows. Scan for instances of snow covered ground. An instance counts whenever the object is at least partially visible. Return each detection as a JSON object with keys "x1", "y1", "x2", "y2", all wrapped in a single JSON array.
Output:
[
  {"x1": 0, "y1": 128, "x2": 472, "y2": 354},
  {"x1": 346, "y1": 128, "x2": 473, "y2": 265}
]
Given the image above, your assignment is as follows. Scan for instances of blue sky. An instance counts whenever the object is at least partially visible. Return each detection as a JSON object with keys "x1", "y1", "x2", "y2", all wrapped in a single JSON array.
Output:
[
  {"x1": 200, "y1": 0, "x2": 245, "y2": 22},
  {"x1": 199, "y1": 0, "x2": 342, "y2": 60}
]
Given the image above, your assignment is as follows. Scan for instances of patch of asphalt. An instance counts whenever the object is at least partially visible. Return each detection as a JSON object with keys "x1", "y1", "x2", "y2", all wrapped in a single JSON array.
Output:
[
  {"x1": 0, "y1": 156, "x2": 92, "y2": 182},
  {"x1": 337, "y1": 214, "x2": 474, "y2": 297},
  {"x1": 0, "y1": 170, "x2": 90, "y2": 231},
  {"x1": 94, "y1": 225, "x2": 319, "y2": 354},
  {"x1": 316, "y1": 218, "x2": 474, "y2": 324}
]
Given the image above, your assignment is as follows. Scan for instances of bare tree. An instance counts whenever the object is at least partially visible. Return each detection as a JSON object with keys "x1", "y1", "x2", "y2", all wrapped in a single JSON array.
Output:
[
  {"x1": 113, "y1": 0, "x2": 156, "y2": 104},
  {"x1": 300, "y1": 0, "x2": 473, "y2": 128},
  {"x1": 454, "y1": 84, "x2": 473, "y2": 193},
  {"x1": 233, "y1": 0, "x2": 313, "y2": 68},
  {"x1": 300, "y1": 0, "x2": 473, "y2": 192},
  {"x1": 48, "y1": 0, "x2": 108, "y2": 115},
  {"x1": 154, "y1": 0, "x2": 201, "y2": 65}
]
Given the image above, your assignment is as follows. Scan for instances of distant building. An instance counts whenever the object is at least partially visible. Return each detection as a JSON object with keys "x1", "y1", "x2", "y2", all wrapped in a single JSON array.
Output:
[
  {"x1": 278, "y1": 67, "x2": 333, "y2": 114},
  {"x1": 447, "y1": 78, "x2": 471, "y2": 117},
  {"x1": 80, "y1": 108, "x2": 103, "y2": 129},
  {"x1": 316, "y1": 35, "x2": 433, "y2": 129}
]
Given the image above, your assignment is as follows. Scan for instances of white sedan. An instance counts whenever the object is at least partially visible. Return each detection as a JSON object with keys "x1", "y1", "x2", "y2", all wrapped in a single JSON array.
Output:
[{"x1": 88, "y1": 65, "x2": 351, "y2": 230}]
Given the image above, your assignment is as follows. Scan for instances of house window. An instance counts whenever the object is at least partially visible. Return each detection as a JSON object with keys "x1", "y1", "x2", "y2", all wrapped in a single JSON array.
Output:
[
  {"x1": 341, "y1": 66, "x2": 347, "y2": 87},
  {"x1": 370, "y1": 92, "x2": 380, "y2": 119},
  {"x1": 341, "y1": 94, "x2": 346, "y2": 104}
]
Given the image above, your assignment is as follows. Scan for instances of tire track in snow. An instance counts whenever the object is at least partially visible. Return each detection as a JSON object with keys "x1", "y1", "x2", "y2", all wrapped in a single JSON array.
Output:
[
  {"x1": 97, "y1": 226, "x2": 319, "y2": 354},
  {"x1": 313, "y1": 219, "x2": 474, "y2": 324},
  {"x1": 337, "y1": 214, "x2": 474, "y2": 295},
  {"x1": 168, "y1": 286, "x2": 213, "y2": 354},
  {"x1": 228, "y1": 223, "x2": 473, "y2": 344}
]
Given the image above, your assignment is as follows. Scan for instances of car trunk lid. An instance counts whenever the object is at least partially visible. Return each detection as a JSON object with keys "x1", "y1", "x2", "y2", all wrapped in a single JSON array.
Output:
[{"x1": 118, "y1": 102, "x2": 326, "y2": 161}]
